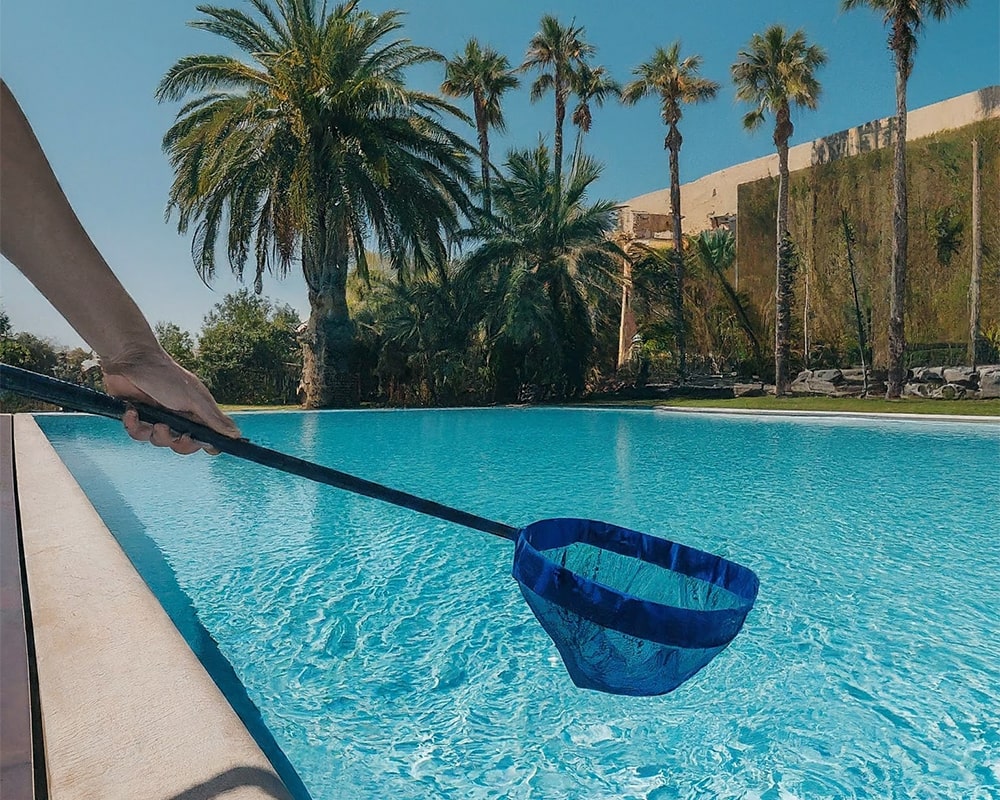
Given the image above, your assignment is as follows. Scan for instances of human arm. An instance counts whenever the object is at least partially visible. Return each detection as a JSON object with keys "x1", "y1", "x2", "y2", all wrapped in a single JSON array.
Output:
[{"x1": 0, "y1": 80, "x2": 239, "y2": 452}]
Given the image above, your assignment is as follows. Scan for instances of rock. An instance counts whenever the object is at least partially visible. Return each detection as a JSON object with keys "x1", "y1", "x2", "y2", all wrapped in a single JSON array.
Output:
[
  {"x1": 979, "y1": 367, "x2": 1000, "y2": 399},
  {"x1": 911, "y1": 366, "x2": 945, "y2": 383},
  {"x1": 841, "y1": 368, "x2": 869, "y2": 383},
  {"x1": 903, "y1": 382, "x2": 934, "y2": 398},
  {"x1": 733, "y1": 382, "x2": 765, "y2": 398},
  {"x1": 943, "y1": 367, "x2": 976, "y2": 385},
  {"x1": 812, "y1": 369, "x2": 845, "y2": 384},
  {"x1": 791, "y1": 378, "x2": 843, "y2": 396},
  {"x1": 932, "y1": 383, "x2": 967, "y2": 400}
]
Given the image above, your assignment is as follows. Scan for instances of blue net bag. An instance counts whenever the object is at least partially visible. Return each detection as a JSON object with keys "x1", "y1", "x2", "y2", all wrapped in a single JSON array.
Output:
[{"x1": 511, "y1": 518, "x2": 759, "y2": 696}]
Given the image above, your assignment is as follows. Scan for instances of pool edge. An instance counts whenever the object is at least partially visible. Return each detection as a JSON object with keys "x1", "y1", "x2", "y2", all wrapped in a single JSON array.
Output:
[
  {"x1": 651, "y1": 406, "x2": 1000, "y2": 423},
  {"x1": 12, "y1": 414, "x2": 294, "y2": 800}
]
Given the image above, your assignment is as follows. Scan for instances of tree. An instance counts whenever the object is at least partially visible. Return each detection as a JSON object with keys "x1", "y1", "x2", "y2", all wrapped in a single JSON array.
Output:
[
  {"x1": 570, "y1": 63, "x2": 620, "y2": 171},
  {"x1": 154, "y1": 321, "x2": 198, "y2": 373},
  {"x1": 355, "y1": 269, "x2": 476, "y2": 405},
  {"x1": 463, "y1": 145, "x2": 622, "y2": 400},
  {"x1": 157, "y1": 0, "x2": 477, "y2": 408},
  {"x1": 441, "y1": 39, "x2": 519, "y2": 217},
  {"x1": 732, "y1": 25, "x2": 826, "y2": 395},
  {"x1": 622, "y1": 42, "x2": 719, "y2": 380},
  {"x1": 196, "y1": 290, "x2": 301, "y2": 405},
  {"x1": 842, "y1": 0, "x2": 969, "y2": 397},
  {"x1": 0, "y1": 331, "x2": 58, "y2": 375},
  {"x1": 521, "y1": 15, "x2": 594, "y2": 186},
  {"x1": 692, "y1": 229, "x2": 766, "y2": 376}
]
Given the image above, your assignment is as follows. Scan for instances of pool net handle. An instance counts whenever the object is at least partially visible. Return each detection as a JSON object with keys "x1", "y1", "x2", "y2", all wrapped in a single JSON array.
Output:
[{"x1": 0, "y1": 364, "x2": 519, "y2": 541}]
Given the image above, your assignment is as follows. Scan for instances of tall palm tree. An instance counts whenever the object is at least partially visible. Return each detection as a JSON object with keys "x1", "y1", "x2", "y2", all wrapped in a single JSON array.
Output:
[
  {"x1": 622, "y1": 42, "x2": 719, "y2": 380},
  {"x1": 441, "y1": 39, "x2": 519, "y2": 216},
  {"x1": 157, "y1": 0, "x2": 477, "y2": 408},
  {"x1": 463, "y1": 145, "x2": 622, "y2": 400},
  {"x1": 842, "y1": 0, "x2": 968, "y2": 398},
  {"x1": 570, "y1": 63, "x2": 620, "y2": 171},
  {"x1": 732, "y1": 25, "x2": 826, "y2": 395},
  {"x1": 521, "y1": 15, "x2": 595, "y2": 186}
]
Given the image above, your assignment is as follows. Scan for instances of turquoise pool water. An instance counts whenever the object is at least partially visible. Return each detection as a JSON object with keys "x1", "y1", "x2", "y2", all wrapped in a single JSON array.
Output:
[{"x1": 38, "y1": 409, "x2": 1000, "y2": 800}]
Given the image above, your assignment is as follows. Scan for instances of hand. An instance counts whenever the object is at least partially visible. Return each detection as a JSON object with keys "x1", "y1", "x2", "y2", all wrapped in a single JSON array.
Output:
[{"x1": 101, "y1": 346, "x2": 241, "y2": 456}]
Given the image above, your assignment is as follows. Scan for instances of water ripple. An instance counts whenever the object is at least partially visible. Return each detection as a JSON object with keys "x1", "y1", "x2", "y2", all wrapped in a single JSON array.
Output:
[{"x1": 38, "y1": 410, "x2": 1000, "y2": 800}]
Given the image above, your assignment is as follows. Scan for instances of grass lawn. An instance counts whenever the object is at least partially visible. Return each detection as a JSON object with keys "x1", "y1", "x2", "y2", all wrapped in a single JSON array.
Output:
[
  {"x1": 221, "y1": 397, "x2": 1000, "y2": 416},
  {"x1": 219, "y1": 404, "x2": 301, "y2": 412}
]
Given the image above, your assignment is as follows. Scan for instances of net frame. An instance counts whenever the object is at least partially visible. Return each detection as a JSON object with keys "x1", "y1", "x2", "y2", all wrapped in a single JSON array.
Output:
[{"x1": 511, "y1": 518, "x2": 759, "y2": 695}]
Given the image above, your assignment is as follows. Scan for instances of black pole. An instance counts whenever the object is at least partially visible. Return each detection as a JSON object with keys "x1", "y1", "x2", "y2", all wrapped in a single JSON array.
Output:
[{"x1": 0, "y1": 364, "x2": 519, "y2": 541}]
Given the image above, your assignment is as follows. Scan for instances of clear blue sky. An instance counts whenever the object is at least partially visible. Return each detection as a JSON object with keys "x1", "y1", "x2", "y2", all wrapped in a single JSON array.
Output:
[{"x1": 2, "y1": 0, "x2": 997, "y2": 349}]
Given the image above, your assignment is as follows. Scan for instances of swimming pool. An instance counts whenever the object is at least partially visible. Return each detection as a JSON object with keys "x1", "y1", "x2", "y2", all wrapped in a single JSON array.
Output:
[{"x1": 37, "y1": 408, "x2": 1000, "y2": 799}]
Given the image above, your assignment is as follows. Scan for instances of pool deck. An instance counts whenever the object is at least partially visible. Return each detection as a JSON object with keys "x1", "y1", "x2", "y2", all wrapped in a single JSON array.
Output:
[{"x1": 6, "y1": 415, "x2": 292, "y2": 800}]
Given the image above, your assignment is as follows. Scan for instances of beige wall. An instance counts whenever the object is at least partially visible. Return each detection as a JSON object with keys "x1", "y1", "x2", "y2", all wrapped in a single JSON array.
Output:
[{"x1": 620, "y1": 86, "x2": 1000, "y2": 240}]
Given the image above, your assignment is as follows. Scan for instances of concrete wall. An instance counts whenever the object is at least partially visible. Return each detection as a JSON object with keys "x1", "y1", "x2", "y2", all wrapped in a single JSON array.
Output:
[{"x1": 620, "y1": 86, "x2": 1000, "y2": 240}]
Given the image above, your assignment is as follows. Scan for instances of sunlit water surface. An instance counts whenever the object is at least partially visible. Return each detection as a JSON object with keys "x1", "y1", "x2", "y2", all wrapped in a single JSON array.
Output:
[{"x1": 38, "y1": 409, "x2": 1000, "y2": 800}]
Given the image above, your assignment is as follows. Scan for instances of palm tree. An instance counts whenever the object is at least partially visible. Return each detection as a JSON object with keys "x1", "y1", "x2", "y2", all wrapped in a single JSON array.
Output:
[
  {"x1": 441, "y1": 39, "x2": 519, "y2": 217},
  {"x1": 522, "y1": 15, "x2": 595, "y2": 186},
  {"x1": 622, "y1": 42, "x2": 719, "y2": 380},
  {"x1": 693, "y1": 230, "x2": 766, "y2": 376},
  {"x1": 732, "y1": 25, "x2": 826, "y2": 395},
  {"x1": 463, "y1": 145, "x2": 622, "y2": 400},
  {"x1": 157, "y1": 0, "x2": 477, "y2": 408},
  {"x1": 570, "y1": 63, "x2": 620, "y2": 171},
  {"x1": 842, "y1": 0, "x2": 968, "y2": 398},
  {"x1": 356, "y1": 269, "x2": 473, "y2": 405}
]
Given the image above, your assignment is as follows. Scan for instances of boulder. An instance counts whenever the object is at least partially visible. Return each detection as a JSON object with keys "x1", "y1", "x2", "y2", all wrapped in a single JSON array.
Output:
[
  {"x1": 979, "y1": 367, "x2": 1000, "y2": 399},
  {"x1": 903, "y1": 382, "x2": 934, "y2": 398},
  {"x1": 791, "y1": 378, "x2": 847, "y2": 396},
  {"x1": 733, "y1": 382, "x2": 766, "y2": 398},
  {"x1": 943, "y1": 367, "x2": 976, "y2": 385},
  {"x1": 811, "y1": 368, "x2": 845, "y2": 384},
  {"x1": 911, "y1": 366, "x2": 945, "y2": 383},
  {"x1": 841, "y1": 368, "x2": 869, "y2": 383},
  {"x1": 932, "y1": 383, "x2": 967, "y2": 400}
]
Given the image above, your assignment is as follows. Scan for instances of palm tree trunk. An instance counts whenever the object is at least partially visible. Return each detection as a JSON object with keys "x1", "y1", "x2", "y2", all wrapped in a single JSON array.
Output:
[
  {"x1": 571, "y1": 126, "x2": 584, "y2": 176},
  {"x1": 667, "y1": 125, "x2": 686, "y2": 381},
  {"x1": 616, "y1": 254, "x2": 634, "y2": 369},
  {"x1": 554, "y1": 77, "x2": 566, "y2": 185},
  {"x1": 886, "y1": 50, "x2": 909, "y2": 398},
  {"x1": 300, "y1": 237, "x2": 355, "y2": 408},
  {"x1": 842, "y1": 209, "x2": 870, "y2": 397},
  {"x1": 474, "y1": 94, "x2": 492, "y2": 216},
  {"x1": 969, "y1": 138, "x2": 982, "y2": 369},
  {"x1": 774, "y1": 112, "x2": 793, "y2": 396}
]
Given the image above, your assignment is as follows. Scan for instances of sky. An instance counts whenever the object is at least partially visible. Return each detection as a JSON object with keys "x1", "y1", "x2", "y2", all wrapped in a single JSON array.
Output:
[{"x1": 1, "y1": 0, "x2": 997, "y2": 349}]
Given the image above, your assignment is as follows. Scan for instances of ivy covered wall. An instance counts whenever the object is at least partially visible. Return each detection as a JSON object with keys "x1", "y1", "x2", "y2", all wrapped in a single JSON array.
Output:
[{"x1": 736, "y1": 119, "x2": 999, "y2": 367}]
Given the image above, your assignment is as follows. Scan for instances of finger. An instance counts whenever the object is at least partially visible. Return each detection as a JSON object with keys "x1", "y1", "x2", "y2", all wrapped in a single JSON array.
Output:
[
  {"x1": 123, "y1": 408, "x2": 154, "y2": 443},
  {"x1": 149, "y1": 423, "x2": 179, "y2": 449},
  {"x1": 168, "y1": 434, "x2": 202, "y2": 456}
]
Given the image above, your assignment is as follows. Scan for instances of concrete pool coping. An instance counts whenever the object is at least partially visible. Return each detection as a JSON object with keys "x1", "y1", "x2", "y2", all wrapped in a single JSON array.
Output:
[
  {"x1": 651, "y1": 405, "x2": 1000, "y2": 423},
  {"x1": 11, "y1": 415, "x2": 293, "y2": 800}
]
